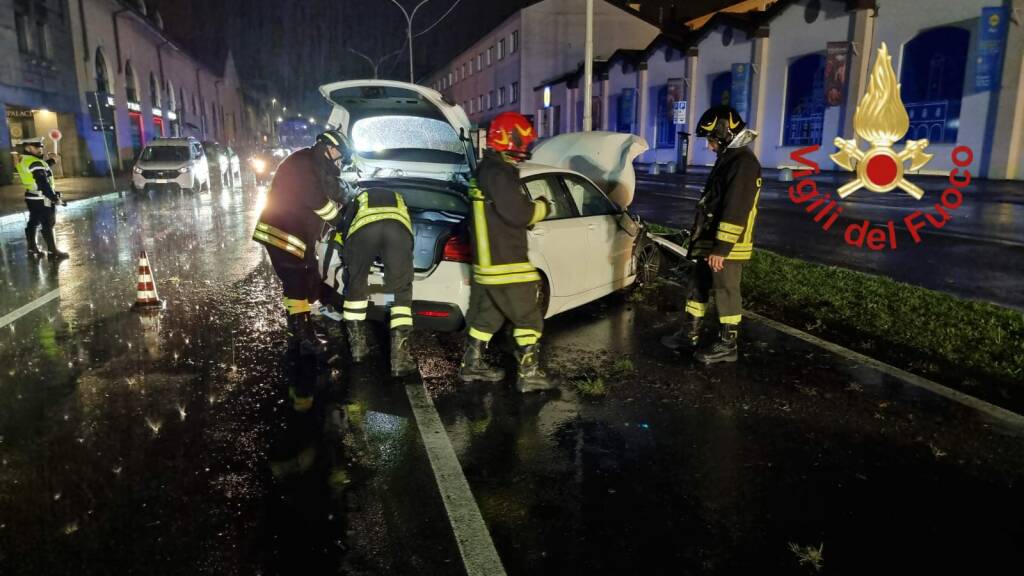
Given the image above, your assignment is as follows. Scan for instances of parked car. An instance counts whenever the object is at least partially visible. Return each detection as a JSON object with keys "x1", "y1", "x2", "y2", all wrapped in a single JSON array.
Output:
[
  {"x1": 132, "y1": 137, "x2": 210, "y2": 193},
  {"x1": 203, "y1": 142, "x2": 241, "y2": 189},
  {"x1": 316, "y1": 80, "x2": 659, "y2": 332},
  {"x1": 246, "y1": 146, "x2": 288, "y2": 186}
]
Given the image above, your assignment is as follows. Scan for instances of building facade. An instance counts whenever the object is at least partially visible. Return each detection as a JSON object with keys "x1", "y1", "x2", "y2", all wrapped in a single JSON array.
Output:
[
  {"x1": 424, "y1": 0, "x2": 660, "y2": 126},
  {"x1": 65, "y1": 0, "x2": 246, "y2": 175},
  {"x1": 534, "y1": 0, "x2": 1024, "y2": 179},
  {"x1": 1, "y1": 0, "x2": 88, "y2": 182}
]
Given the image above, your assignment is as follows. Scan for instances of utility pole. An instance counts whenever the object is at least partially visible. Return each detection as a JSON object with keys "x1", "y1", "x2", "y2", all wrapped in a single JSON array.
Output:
[{"x1": 582, "y1": 0, "x2": 594, "y2": 132}]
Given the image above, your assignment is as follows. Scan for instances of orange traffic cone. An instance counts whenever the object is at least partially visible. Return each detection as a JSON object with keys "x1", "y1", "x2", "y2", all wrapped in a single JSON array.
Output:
[{"x1": 132, "y1": 250, "x2": 164, "y2": 310}]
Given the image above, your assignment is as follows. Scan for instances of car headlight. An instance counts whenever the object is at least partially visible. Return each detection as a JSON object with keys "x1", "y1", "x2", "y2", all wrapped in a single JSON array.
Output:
[
  {"x1": 133, "y1": 165, "x2": 143, "y2": 174},
  {"x1": 251, "y1": 158, "x2": 267, "y2": 173},
  {"x1": 178, "y1": 166, "x2": 190, "y2": 173}
]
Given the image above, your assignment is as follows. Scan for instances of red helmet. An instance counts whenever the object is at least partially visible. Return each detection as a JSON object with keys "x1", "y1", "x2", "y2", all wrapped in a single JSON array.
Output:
[{"x1": 487, "y1": 112, "x2": 536, "y2": 155}]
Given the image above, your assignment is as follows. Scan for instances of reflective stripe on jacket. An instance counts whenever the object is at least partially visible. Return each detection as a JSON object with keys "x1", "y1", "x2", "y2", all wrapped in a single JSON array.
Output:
[{"x1": 336, "y1": 188, "x2": 412, "y2": 245}]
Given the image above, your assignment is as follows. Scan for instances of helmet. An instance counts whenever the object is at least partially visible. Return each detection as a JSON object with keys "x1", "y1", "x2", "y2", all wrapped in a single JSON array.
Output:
[
  {"x1": 316, "y1": 129, "x2": 352, "y2": 162},
  {"x1": 696, "y1": 105, "x2": 746, "y2": 149},
  {"x1": 18, "y1": 137, "x2": 45, "y2": 152},
  {"x1": 487, "y1": 112, "x2": 536, "y2": 157}
]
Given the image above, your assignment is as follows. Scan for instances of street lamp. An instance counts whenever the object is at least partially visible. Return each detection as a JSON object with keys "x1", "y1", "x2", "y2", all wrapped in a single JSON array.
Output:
[
  {"x1": 276, "y1": 116, "x2": 283, "y2": 123},
  {"x1": 389, "y1": 0, "x2": 431, "y2": 83}
]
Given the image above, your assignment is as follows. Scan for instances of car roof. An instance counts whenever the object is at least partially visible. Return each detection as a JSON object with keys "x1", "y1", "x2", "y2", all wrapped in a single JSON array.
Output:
[{"x1": 148, "y1": 138, "x2": 195, "y2": 147}]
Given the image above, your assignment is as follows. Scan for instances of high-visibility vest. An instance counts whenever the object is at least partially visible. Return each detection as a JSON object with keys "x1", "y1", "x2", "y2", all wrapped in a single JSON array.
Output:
[{"x1": 16, "y1": 154, "x2": 55, "y2": 206}]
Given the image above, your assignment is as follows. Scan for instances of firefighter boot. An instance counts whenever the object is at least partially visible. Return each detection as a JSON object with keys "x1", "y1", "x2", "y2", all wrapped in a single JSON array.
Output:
[
  {"x1": 696, "y1": 324, "x2": 739, "y2": 364},
  {"x1": 25, "y1": 227, "x2": 42, "y2": 257},
  {"x1": 346, "y1": 320, "x2": 370, "y2": 363},
  {"x1": 458, "y1": 338, "x2": 505, "y2": 383},
  {"x1": 661, "y1": 315, "x2": 703, "y2": 351},
  {"x1": 288, "y1": 313, "x2": 327, "y2": 357},
  {"x1": 42, "y1": 227, "x2": 68, "y2": 260},
  {"x1": 514, "y1": 344, "x2": 557, "y2": 393},
  {"x1": 390, "y1": 326, "x2": 417, "y2": 377}
]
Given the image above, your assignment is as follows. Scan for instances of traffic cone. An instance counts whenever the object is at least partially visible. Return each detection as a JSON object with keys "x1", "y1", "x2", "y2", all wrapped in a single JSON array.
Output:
[{"x1": 132, "y1": 250, "x2": 164, "y2": 310}]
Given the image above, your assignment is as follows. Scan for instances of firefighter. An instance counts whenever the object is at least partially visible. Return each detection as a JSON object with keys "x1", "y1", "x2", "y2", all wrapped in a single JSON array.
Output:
[
  {"x1": 253, "y1": 129, "x2": 350, "y2": 357},
  {"x1": 334, "y1": 185, "x2": 416, "y2": 378},
  {"x1": 16, "y1": 137, "x2": 68, "y2": 260},
  {"x1": 458, "y1": 112, "x2": 555, "y2": 393},
  {"x1": 662, "y1": 105, "x2": 762, "y2": 364}
]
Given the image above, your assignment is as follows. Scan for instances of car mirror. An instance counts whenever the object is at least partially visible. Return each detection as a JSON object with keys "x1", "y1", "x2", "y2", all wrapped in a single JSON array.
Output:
[{"x1": 616, "y1": 211, "x2": 640, "y2": 238}]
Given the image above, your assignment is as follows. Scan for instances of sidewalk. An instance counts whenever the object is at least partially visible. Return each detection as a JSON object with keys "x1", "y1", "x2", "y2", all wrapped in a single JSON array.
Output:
[{"x1": 0, "y1": 175, "x2": 131, "y2": 217}]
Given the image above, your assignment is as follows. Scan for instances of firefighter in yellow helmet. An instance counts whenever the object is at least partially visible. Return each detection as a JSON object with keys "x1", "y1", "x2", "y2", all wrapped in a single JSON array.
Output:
[
  {"x1": 253, "y1": 129, "x2": 350, "y2": 357},
  {"x1": 662, "y1": 105, "x2": 762, "y2": 364},
  {"x1": 15, "y1": 137, "x2": 68, "y2": 260},
  {"x1": 458, "y1": 112, "x2": 555, "y2": 393}
]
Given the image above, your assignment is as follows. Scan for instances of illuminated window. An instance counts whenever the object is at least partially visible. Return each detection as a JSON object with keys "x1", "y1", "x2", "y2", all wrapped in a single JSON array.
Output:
[
  {"x1": 901, "y1": 26, "x2": 969, "y2": 144},
  {"x1": 783, "y1": 53, "x2": 826, "y2": 147}
]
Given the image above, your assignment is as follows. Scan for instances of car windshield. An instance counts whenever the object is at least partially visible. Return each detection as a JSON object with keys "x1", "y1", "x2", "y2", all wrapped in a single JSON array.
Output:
[
  {"x1": 142, "y1": 146, "x2": 189, "y2": 162},
  {"x1": 350, "y1": 116, "x2": 464, "y2": 164}
]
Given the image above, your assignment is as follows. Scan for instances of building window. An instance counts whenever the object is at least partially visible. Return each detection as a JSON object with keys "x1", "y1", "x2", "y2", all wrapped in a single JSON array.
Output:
[
  {"x1": 95, "y1": 48, "x2": 110, "y2": 93},
  {"x1": 477, "y1": 53, "x2": 482, "y2": 71},
  {"x1": 497, "y1": 87, "x2": 505, "y2": 107},
  {"x1": 497, "y1": 39, "x2": 505, "y2": 60},
  {"x1": 149, "y1": 72, "x2": 160, "y2": 108},
  {"x1": 448, "y1": 72, "x2": 453, "y2": 86},
  {"x1": 34, "y1": 6, "x2": 51, "y2": 59},
  {"x1": 15, "y1": 0, "x2": 33, "y2": 53},
  {"x1": 709, "y1": 71, "x2": 732, "y2": 107},
  {"x1": 486, "y1": 47, "x2": 493, "y2": 66},
  {"x1": 477, "y1": 95, "x2": 483, "y2": 111},
  {"x1": 125, "y1": 60, "x2": 139, "y2": 103},
  {"x1": 469, "y1": 99, "x2": 475, "y2": 113},
  {"x1": 783, "y1": 53, "x2": 826, "y2": 147},
  {"x1": 511, "y1": 82, "x2": 520, "y2": 103},
  {"x1": 655, "y1": 85, "x2": 677, "y2": 149},
  {"x1": 462, "y1": 63, "x2": 467, "y2": 80},
  {"x1": 901, "y1": 26, "x2": 969, "y2": 144},
  {"x1": 487, "y1": 91, "x2": 494, "y2": 110},
  {"x1": 511, "y1": 31, "x2": 519, "y2": 54}
]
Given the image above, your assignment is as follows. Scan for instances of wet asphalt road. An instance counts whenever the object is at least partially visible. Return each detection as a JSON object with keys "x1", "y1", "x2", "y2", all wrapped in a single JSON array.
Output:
[
  {"x1": 631, "y1": 170, "x2": 1024, "y2": 310},
  {"x1": 1, "y1": 183, "x2": 1022, "y2": 575}
]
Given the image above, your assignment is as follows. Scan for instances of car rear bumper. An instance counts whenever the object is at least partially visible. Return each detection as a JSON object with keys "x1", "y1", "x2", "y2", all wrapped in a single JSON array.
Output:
[{"x1": 364, "y1": 300, "x2": 465, "y2": 332}]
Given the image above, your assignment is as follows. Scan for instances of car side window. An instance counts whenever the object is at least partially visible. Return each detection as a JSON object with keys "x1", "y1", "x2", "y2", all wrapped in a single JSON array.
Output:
[
  {"x1": 562, "y1": 174, "x2": 619, "y2": 217},
  {"x1": 523, "y1": 176, "x2": 575, "y2": 220}
]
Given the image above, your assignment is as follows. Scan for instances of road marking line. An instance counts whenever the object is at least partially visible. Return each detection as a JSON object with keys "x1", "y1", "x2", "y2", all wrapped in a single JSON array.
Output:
[
  {"x1": 405, "y1": 382, "x2": 508, "y2": 576},
  {"x1": 0, "y1": 288, "x2": 61, "y2": 329},
  {"x1": 746, "y1": 310, "x2": 1024, "y2": 430}
]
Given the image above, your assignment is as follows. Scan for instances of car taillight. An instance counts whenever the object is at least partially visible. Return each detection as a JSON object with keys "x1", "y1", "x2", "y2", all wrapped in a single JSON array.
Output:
[
  {"x1": 416, "y1": 310, "x2": 450, "y2": 318},
  {"x1": 442, "y1": 233, "x2": 471, "y2": 263}
]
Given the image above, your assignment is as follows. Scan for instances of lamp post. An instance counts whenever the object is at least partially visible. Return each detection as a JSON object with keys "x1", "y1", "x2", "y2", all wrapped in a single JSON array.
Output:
[
  {"x1": 388, "y1": 0, "x2": 432, "y2": 82},
  {"x1": 582, "y1": 0, "x2": 594, "y2": 132}
]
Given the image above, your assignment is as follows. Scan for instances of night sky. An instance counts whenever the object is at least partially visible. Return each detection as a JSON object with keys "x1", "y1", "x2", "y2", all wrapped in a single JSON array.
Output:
[{"x1": 155, "y1": 0, "x2": 737, "y2": 117}]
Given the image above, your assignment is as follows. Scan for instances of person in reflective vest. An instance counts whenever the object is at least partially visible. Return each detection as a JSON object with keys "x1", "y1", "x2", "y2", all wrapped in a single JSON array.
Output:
[
  {"x1": 334, "y1": 187, "x2": 415, "y2": 377},
  {"x1": 458, "y1": 112, "x2": 556, "y2": 393},
  {"x1": 16, "y1": 137, "x2": 68, "y2": 260},
  {"x1": 252, "y1": 129, "x2": 350, "y2": 357},
  {"x1": 661, "y1": 105, "x2": 762, "y2": 364}
]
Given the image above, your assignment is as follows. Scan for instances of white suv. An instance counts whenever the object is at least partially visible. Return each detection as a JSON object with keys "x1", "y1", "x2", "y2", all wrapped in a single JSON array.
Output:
[{"x1": 133, "y1": 137, "x2": 211, "y2": 192}]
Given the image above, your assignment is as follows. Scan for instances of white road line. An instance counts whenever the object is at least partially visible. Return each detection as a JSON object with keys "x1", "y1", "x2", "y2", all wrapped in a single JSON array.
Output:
[
  {"x1": 0, "y1": 288, "x2": 61, "y2": 329},
  {"x1": 746, "y1": 310, "x2": 1024, "y2": 431},
  {"x1": 405, "y1": 383, "x2": 508, "y2": 576}
]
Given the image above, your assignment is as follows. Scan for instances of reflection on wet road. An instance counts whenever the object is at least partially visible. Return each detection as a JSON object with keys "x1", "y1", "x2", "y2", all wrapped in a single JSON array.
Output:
[{"x1": 1, "y1": 183, "x2": 1021, "y2": 574}]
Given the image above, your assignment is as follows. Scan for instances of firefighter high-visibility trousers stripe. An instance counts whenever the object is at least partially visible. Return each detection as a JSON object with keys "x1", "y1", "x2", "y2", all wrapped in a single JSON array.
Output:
[{"x1": 468, "y1": 327, "x2": 493, "y2": 342}]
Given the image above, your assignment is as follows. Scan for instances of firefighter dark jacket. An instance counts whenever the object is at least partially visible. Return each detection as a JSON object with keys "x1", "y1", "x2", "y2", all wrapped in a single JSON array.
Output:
[
  {"x1": 469, "y1": 150, "x2": 548, "y2": 285},
  {"x1": 252, "y1": 147, "x2": 343, "y2": 260},
  {"x1": 688, "y1": 145, "x2": 762, "y2": 261},
  {"x1": 335, "y1": 187, "x2": 412, "y2": 244}
]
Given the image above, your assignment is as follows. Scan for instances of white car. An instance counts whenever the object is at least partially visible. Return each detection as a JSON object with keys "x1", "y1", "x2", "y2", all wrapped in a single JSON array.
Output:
[
  {"x1": 316, "y1": 80, "x2": 659, "y2": 332},
  {"x1": 132, "y1": 137, "x2": 211, "y2": 193}
]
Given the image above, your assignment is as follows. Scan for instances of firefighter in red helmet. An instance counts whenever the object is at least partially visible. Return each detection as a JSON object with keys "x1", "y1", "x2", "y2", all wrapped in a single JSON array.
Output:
[{"x1": 458, "y1": 112, "x2": 556, "y2": 393}]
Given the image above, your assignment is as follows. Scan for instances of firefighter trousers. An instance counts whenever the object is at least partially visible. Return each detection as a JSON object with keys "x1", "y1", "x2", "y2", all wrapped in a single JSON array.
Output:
[
  {"x1": 467, "y1": 281, "x2": 543, "y2": 347},
  {"x1": 342, "y1": 220, "x2": 413, "y2": 329},
  {"x1": 266, "y1": 244, "x2": 325, "y2": 315},
  {"x1": 686, "y1": 259, "x2": 744, "y2": 325}
]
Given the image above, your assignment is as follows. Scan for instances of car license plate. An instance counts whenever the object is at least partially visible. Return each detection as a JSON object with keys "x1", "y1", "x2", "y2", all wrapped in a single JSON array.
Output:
[{"x1": 152, "y1": 179, "x2": 168, "y2": 184}]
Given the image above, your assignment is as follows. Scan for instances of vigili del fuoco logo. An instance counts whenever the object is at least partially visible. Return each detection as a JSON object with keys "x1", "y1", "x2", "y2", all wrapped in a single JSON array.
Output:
[{"x1": 787, "y1": 43, "x2": 975, "y2": 251}]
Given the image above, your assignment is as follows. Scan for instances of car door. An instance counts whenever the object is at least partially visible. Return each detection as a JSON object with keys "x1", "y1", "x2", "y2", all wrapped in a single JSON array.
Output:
[
  {"x1": 559, "y1": 173, "x2": 633, "y2": 293},
  {"x1": 523, "y1": 175, "x2": 589, "y2": 300}
]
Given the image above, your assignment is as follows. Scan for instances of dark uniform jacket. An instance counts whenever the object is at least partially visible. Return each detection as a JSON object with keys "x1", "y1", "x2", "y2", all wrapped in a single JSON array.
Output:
[
  {"x1": 335, "y1": 187, "x2": 412, "y2": 244},
  {"x1": 689, "y1": 145, "x2": 762, "y2": 261},
  {"x1": 253, "y1": 147, "x2": 342, "y2": 260},
  {"x1": 469, "y1": 150, "x2": 548, "y2": 285}
]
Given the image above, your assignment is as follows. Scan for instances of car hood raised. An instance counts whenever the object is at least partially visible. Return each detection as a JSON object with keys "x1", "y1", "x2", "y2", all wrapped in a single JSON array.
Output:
[{"x1": 530, "y1": 132, "x2": 648, "y2": 209}]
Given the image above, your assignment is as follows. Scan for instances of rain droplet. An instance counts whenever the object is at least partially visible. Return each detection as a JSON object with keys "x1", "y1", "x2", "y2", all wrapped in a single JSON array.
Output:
[
  {"x1": 63, "y1": 522, "x2": 79, "y2": 535},
  {"x1": 145, "y1": 418, "x2": 162, "y2": 435},
  {"x1": 177, "y1": 405, "x2": 187, "y2": 421}
]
